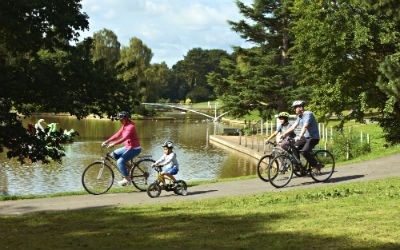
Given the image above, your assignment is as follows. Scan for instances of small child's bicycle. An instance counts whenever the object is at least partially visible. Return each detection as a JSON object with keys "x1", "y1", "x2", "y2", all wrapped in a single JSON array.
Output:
[{"x1": 146, "y1": 166, "x2": 188, "y2": 198}]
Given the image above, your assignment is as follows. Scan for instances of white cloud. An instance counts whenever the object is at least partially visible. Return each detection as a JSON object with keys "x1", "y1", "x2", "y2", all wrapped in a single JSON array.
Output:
[{"x1": 80, "y1": 0, "x2": 253, "y2": 67}]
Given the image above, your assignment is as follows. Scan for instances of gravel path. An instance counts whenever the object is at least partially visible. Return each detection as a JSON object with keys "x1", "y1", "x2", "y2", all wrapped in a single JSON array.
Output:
[{"x1": 1, "y1": 153, "x2": 399, "y2": 216}]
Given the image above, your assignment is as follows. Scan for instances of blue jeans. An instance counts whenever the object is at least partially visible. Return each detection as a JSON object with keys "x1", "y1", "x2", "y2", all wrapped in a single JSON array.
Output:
[{"x1": 111, "y1": 147, "x2": 141, "y2": 177}]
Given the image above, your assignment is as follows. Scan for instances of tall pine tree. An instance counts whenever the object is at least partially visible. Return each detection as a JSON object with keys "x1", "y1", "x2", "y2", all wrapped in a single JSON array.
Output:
[{"x1": 208, "y1": 0, "x2": 302, "y2": 118}]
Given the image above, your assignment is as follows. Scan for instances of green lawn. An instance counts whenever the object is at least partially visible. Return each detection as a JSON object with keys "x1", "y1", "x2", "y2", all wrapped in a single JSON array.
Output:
[{"x1": 1, "y1": 177, "x2": 399, "y2": 250}]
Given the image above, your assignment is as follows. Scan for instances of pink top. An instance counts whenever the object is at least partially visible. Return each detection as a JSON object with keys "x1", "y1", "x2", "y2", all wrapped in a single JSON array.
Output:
[{"x1": 106, "y1": 122, "x2": 140, "y2": 149}]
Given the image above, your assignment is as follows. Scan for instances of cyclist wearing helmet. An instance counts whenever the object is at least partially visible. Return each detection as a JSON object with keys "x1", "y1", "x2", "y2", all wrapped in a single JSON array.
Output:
[
  {"x1": 152, "y1": 141, "x2": 179, "y2": 183},
  {"x1": 265, "y1": 111, "x2": 296, "y2": 151},
  {"x1": 102, "y1": 111, "x2": 141, "y2": 186},
  {"x1": 282, "y1": 100, "x2": 321, "y2": 169}
]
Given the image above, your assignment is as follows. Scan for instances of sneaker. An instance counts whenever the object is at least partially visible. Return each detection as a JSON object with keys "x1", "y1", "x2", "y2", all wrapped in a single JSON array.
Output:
[
  {"x1": 312, "y1": 163, "x2": 323, "y2": 174},
  {"x1": 118, "y1": 178, "x2": 130, "y2": 186}
]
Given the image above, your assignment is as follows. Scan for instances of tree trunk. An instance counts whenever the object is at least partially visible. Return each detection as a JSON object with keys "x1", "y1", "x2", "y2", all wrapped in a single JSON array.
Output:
[{"x1": 278, "y1": 16, "x2": 289, "y2": 112}]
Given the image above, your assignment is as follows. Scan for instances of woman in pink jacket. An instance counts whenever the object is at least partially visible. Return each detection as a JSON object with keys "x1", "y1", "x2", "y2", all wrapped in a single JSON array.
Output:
[{"x1": 102, "y1": 111, "x2": 141, "y2": 186}]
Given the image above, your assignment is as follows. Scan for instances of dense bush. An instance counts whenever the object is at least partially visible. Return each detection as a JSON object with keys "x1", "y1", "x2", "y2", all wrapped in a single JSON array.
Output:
[{"x1": 327, "y1": 130, "x2": 371, "y2": 161}]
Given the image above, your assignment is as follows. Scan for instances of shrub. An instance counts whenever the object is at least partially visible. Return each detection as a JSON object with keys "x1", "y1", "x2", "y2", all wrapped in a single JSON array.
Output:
[{"x1": 328, "y1": 129, "x2": 371, "y2": 161}]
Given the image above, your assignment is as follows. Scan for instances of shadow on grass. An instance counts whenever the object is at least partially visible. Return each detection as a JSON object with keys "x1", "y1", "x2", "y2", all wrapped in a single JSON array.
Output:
[{"x1": 0, "y1": 206, "x2": 398, "y2": 250}]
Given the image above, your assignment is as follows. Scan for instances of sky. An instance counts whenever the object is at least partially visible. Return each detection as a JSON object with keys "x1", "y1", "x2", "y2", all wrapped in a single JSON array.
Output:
[{"x1": 80, "y1": 0, "x2": 253, "y2": 68}]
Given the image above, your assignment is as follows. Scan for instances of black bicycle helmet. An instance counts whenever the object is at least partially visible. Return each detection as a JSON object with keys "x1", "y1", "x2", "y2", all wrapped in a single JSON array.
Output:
[
  {"x1": 116, "y1": 111, "x2": 130, "y2": 120},
  {"x1": 162, "y1": 140, "x2": 174, "y2": 148}
]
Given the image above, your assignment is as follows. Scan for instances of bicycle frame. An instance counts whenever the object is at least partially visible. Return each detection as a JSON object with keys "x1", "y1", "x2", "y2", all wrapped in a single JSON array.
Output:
[
  {"x1": 153, "y1": 166, "x2": 174, "y2": 186},
  {"x1": 101, "y1": 148, "x2": 152, "y2": 178},
  {"x1": 285, "y1": 138, "x2": 312, "y2": 164},
  {"x1": 266, "y1": 141, "x2": 287, "y2": 157}
]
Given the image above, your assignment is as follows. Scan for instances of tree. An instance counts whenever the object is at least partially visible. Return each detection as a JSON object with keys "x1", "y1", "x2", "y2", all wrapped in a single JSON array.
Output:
[
  {"x1": 144, "y1": 62, "x2": 171, "y2": 103},
  {"x1": 0, "y1": 0, "x2": 125, "y2": 163},
  {"x1": 290, "y1": 0, "x2": 400, "y2": 144},
  {"x1": 366, "y1": 0, "x2": 400, "y2": 144},
  {"x1": 116, "y1": 37, "x2": 155, "y2": 113},
  {"x1": 172, "y1": 48, "x2": 230, "y2": 102},
  {"x1": 91, "y1": 28, "x2": 121, "y2": 72},
  {"x1": 208, "y1": 0, "x2": 301, "y2": 118}
]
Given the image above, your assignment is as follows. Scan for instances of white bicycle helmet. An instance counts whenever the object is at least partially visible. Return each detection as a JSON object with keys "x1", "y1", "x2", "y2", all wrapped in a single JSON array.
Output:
[
  {"x1": 292, "y1": 100, "x2": 305, "y2": 108},
  {"x1": 162, "y1": 140, "x2": 174, "y2": 148}
]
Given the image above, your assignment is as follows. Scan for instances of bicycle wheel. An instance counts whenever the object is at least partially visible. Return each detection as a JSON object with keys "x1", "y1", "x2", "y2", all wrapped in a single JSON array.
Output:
[
  {"x1": 82, "y1": 161, "x2": 114, "y2": 195},
  {"x1": 267, "y1": 155, "x2": 293, "y2": 188},
  {"x1": 147, "y1": 182, "x2": 161, "y2": 198},
  {"x1": 173, "y1": 180, "x2": 188, "y2": 196},
  {"x1": 257, "y1": 154, "x2": 272, "y2": 182},
  {"x1": 130, "y1": 158, "x2": 156, "y2": 191},
  {"x1": 310, "y1": 150, "x2": 335, "y2": 182}
]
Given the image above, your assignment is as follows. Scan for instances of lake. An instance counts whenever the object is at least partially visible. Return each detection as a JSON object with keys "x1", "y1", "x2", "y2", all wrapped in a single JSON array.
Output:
[{"x1": 0, "y1": 113, "x2": 259, "y2": 195}]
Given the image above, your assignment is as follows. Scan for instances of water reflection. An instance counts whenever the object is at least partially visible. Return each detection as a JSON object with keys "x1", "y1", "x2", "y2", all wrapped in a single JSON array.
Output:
[{"x1": 0, "y1": 114, "x2": 257, "y2": 195}]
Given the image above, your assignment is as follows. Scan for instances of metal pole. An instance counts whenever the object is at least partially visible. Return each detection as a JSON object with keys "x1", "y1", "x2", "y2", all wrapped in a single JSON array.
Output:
[
  {"x1": 270, "y1": 121, "x2": 273, "y2": 135},
  {"x1": 206, "y1": 126, "x2": 209, "y2": 148},
  {"x1": 214, "y1": 102, "x2": 217, "y2": 119},
  {"x1": 257, "y1": 135, "x2": 259, "y2": 152},
  {"x1": 325, "y1": 127, "x2": 328, "y2": 142},
  {"x1": 319, "y1": 123, "x2": 321, "y2": 138},
  {"x1": 361, "y1": 131, "x2": 363, "y2": 143}
]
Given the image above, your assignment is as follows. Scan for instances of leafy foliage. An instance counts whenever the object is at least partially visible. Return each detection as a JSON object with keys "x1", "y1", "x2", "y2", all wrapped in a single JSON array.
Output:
[
  {"x1": 0, "y1": 0, "x2": 119, "y2": 163},
  {"x1": 290, "y1": 0, "x2": 400, "y2": 143},
  {"x1": 208, "y1": 0, "x2": 303, "y2": 119},
  {"x1": 171, "y1": 48, "x2": 231, "y2": 102},
  {"x1": 91, "y1": 28, "x2": 121, "y2": 72},
  {"x1": 328, "y1": 130, "x2": 371, "y2": 161}
]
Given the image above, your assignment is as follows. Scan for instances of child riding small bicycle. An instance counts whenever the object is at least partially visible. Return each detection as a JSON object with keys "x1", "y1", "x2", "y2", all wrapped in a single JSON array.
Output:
[
  {"x1": 151, "y1": 140, "x2": 179, "y2": 184},
  {"x1": 147, "y1": 141, "x2": 187, "y2": 198},
  {"x1": 265, "y1": 112, "x2": 296, "y2": 151}
]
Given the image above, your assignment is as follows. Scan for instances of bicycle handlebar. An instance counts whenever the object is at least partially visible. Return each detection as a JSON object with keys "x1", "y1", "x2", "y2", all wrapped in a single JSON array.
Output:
[
  {"x1": 265, "y1": 141, "x2": 277, "y2": 147},
  {"x1": 152, "y1": 165, "x2": 163, "y2": 172}
]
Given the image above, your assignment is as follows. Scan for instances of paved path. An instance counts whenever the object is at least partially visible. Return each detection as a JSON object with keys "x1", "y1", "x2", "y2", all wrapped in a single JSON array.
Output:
[{"x1": 1, "y1": 152, "x2": 399, "y2": 216}]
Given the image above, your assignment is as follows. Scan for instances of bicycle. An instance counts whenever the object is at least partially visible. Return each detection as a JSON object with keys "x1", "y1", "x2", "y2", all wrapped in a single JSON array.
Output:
[
  {"x1": 82, "y1": 147, "x2": 156, "y2": 195},
  {"x1": 146, "y1": 165, "x2": 187, "y2": 198},
  {"x1": 257, "y1": 141, "x2": 287, "y2": 182},
  {"x1": 267, "y1": 137, "x2": 335, "y2": 188}
]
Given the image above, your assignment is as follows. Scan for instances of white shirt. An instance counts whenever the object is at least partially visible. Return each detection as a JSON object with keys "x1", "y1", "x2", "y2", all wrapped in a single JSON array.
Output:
[{"x1": 154, "y1": 152, "x2": 179, "y2": 170}]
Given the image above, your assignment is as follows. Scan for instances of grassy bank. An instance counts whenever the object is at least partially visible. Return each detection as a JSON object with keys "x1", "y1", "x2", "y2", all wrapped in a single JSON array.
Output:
[{"x1": 1, "y1": 177, "x2": 399, "y2": 250}]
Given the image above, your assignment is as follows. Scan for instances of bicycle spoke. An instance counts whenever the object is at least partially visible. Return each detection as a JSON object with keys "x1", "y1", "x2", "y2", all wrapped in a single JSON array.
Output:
[
  {"x1": 131, "y1": 158, "x2": 155, "y2": 191},
  {"x1": 257, "y1": 155, "x2": 272, "y2": 182},
  {"x1": 82, "y1": 162, "x2": 114, "y2": 195},
  {"x1": 310, "y1": 150, "x2": 335, "y2": 182},
  {"x1": 268, "y1": 155, "x2": 293, "y2": 188}
]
